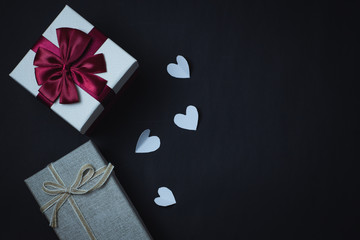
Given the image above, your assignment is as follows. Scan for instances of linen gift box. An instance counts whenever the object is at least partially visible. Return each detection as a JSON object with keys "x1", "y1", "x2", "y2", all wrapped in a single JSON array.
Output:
[
  {"x1": 10, "y1": 5, "x2": 138, "y2": 134},
  {"x1": 25, "y1": 141, "x2": 152, "y2": 240}
]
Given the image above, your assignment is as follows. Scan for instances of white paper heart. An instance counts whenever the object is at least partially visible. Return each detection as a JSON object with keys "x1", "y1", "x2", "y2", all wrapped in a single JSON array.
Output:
[
  {"x1": 135, "y1": 129, "x2": 160, "y2": 153},
  {"x1": 154, "y1": 187, "x2": 176, "y2": 207},
  {"x1": 174, "y1": 105, "x2": 198, "y2": 131},
  {"x1": 167, "y1": 55, "x2": 190, "y2": 78}
]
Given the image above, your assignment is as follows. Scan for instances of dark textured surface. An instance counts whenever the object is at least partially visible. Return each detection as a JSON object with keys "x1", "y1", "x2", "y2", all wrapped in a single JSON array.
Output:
[{"x1": 0, "y1": 1, "x2": 358, "y2": 239}]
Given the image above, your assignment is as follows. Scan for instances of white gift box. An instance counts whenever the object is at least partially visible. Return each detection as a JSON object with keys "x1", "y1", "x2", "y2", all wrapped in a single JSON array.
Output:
[{"x1": 10, "y1": 5, "x2": 138, "y2": 134}]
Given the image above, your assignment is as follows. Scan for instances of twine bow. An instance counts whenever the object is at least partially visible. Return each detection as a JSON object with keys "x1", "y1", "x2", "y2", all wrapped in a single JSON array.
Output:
[{"x1": 40, "y1": 163, "x2": 114, "y2": 240}]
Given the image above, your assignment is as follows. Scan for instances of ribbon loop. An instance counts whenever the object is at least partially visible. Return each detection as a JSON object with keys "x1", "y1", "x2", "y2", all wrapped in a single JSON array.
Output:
[
  {"x1": 41, "y1": 163, "x2": 114, "y2": 231},
  {"x1": 33, "y1": 28, "x2": 108, "y2": 104}
]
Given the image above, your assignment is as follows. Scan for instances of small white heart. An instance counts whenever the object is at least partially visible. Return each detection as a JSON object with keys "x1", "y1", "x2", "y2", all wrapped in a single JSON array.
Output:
[
  {"x1": 154, "y1": 187, "x2": 176, "y2": 207},
  {"x1": 135, "y1": 129, "x2": 160, "y2": 153},
  {"x1": 167, "y1": 55, "x2": 190, "y2": 78},
  {"x1": 174, "y1": 105, "x2": 199, "y2": 131}
]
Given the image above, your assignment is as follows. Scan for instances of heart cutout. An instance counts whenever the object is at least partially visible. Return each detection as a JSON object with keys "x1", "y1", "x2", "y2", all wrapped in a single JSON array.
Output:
[
  {"x1": 154, "y1": 187, "x2": 176, "y2": 207},
  {"x1": 174, "y1": 105, "x2": 198, "y2": 131},
  {"x1": 167, "y1": 55, "x2": 190, "y2": 78},
  {"x1": 135, "y1": 129, "x2": 160, "y2": 153}
]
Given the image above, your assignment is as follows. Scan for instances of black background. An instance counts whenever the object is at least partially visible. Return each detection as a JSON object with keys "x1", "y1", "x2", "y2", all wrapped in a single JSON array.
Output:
[{"x1": 0, "y1": 0, "x2": 359, "y2": 239}]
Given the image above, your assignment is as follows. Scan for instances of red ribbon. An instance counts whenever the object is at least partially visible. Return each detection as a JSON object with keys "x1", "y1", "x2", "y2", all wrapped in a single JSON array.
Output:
[{"x1": 32, "y1": 28, "x2": 110, "y2": 105}]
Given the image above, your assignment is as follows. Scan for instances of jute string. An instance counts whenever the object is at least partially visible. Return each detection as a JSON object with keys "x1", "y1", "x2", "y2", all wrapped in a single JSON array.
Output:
[{"x1": 40, "y1": 163, "x2": 114, "y2": 240}]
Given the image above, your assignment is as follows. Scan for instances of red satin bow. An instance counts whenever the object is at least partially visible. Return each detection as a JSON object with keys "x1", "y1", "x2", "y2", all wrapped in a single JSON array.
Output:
[{"x1": 34, "y1": 28, "x2": 107, "y2": 104}]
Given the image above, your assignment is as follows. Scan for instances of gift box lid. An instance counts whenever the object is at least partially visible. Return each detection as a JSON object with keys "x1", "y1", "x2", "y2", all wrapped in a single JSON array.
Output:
[
  {"x1": 10, "y1": 5, "x2": 138, "y2": 134},
  {"x1": 25, "y1": 141, "x2": 151, "y2": 240}
]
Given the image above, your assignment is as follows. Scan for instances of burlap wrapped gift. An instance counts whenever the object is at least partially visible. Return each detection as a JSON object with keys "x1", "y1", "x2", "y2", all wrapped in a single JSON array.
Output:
[{"x1": 25, "y1": 141, "x2": 151, "y2": 240}]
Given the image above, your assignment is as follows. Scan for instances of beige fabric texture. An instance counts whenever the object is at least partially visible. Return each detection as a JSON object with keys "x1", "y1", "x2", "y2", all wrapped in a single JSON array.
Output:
[{"x1": 25, "y1": 141, "x2": 152, "y2": 240}]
